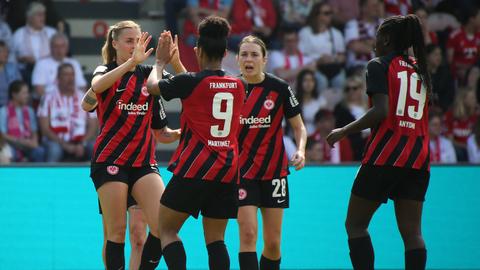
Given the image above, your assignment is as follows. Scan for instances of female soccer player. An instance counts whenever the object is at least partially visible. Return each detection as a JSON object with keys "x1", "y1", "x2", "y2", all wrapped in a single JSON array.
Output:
[
  {"x1": 236, "y1": 35, "x2": 307, "y2": 270},
  {"x1": 87, "y1": 20, "x2": 182, "y2": 270},
  {"x1": 146, "y1": 16, "x2": 246, "y2": 270},
  {"x1": 326, "y1": 15, "x2": 432, "y2": 270}
]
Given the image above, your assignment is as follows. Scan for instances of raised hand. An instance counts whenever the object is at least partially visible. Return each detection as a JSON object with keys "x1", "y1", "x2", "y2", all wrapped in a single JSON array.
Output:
[
  {"x1": 155, "y1": 31, "x2": 177, "y2": 66},
  {"x1": 132, "y1": 32, "x2": 154, "y2": 65}
]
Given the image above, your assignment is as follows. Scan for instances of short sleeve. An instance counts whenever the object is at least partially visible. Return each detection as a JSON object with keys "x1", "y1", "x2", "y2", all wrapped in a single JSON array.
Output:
[
  {"x1": 158, "y1": 72, "x2": 196, "y2": 101},
  {"x1": 93, "y1": 65, "x2": 108, "y2": 77},
  {"x1": 36, "y1": 95, "x2": 50, "y2": 117},
  {"x1": 151, "y1": 96, "x2": 168, "y2": 129},
  {"x1": 365, "y1": 59, "x2": 388, "y2": 96},
  {"x1": 283, "y1": 84, "x2": 301, "y2": 119}
]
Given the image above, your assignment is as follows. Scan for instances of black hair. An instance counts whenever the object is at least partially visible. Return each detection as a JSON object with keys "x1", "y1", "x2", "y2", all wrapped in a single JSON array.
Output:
[
  {"x1": 305, "y1": 1, "x2": 331, "y2": 34},
  {"x1": 57, "y1": 62, "x2": 74, "y2": 78},
  {"x1": 425, "y1": 43, "x2": 440, "y2": 56},
  {"x1": 314, "y1": 109, "x2": 334, "y2": 123},
  {"x1": 377, "y1": 15, "x2": 432, "y2": 95},
  {"x1": 295, "y1": 69, "x2": 319, "y2": 104},
  {"x1": 459, "y1": 6, "x2": 479, "y2": 26},
  {"x1": 8, "y1": 80, "x2": 28, "y2": 100},
  {"x1": 197, "y1": 16, "x2": 231, "y2": 60}
]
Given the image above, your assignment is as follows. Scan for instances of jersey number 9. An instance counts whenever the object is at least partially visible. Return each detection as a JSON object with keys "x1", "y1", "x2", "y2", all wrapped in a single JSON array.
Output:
[{"x1": 211, "y1": 92, "x2": 234, "y2": 138}]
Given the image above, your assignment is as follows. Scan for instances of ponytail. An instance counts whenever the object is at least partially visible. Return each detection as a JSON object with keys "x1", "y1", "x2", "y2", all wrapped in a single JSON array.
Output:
[
  {"x1": 101, "y1": 20, "x2": 140, "y2": 64},
  {"x1": 378, "y1": 15, "x2": 432, "y2": 96}
]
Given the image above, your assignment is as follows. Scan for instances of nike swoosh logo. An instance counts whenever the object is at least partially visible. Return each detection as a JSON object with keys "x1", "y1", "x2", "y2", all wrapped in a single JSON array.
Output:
[
  {"x1": 277, "y1": 199, "x2": 286, "y2": 203},
  {"x1": 116, "y1": 88, "x2": 126, "y2": 92},
  {"x1": 149, "y1": 259, "x2": 159, "y2": 264}
]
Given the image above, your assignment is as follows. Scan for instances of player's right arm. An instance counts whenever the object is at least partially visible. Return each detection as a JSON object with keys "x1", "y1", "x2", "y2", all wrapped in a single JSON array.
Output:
[
  {"x1": 147, "y1": 31, "x2": 177, "y2": 95},
  {"x1": 92, "y1": 32, "x2": 153, "y2": 94}
]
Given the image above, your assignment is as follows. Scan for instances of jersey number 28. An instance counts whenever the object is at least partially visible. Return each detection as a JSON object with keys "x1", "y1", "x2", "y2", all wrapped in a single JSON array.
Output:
[
  {"x1": 396, "y1": 71, "x2": 426, "y2": 120},
  {"x1": 211, "y1": 92, "x2": 234, "y2": 138}
]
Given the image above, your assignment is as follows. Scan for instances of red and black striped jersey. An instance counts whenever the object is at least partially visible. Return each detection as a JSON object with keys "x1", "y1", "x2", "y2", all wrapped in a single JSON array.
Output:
[
  {"x1": 362, "y1": 53, "x2": 430, "y2": 171},
  {"x1": 239, "y1": 73, "x2": 301, "y2": 180},
  {"x1": 158, "y1": 70, "x2": 246, "y2": 183},
  {"x1": 91, "y1": 63, "x2": 169, "y2": 167}
]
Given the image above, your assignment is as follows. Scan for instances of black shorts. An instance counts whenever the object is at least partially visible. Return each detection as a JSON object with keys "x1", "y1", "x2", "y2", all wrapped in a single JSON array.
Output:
[
  {"x1": 238, "y1": 177, "x2": 289, "y2": 208},
  {"x1": 352, "y1": 164, "x2": 430, "y2": 203},
  {"x1": 90, "y1": 163, "x2": 160, "y2": 191},
  {"x1": 98, "y1": 194, "x2": 138, "y2": 214},
  {"x1": 160, "y1": 175, "x2": 238, "y2": 219}
]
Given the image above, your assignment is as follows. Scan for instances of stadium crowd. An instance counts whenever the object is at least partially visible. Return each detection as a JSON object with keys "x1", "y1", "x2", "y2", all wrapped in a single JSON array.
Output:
[{"x1": 1, "y1": 0, "x2": 480, "y2": 164}]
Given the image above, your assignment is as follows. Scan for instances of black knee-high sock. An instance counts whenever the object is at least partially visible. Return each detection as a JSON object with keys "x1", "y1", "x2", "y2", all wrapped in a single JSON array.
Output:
[
  {"x1": 405, "y1": 248, "x2": 427, "y2": 270},
  {"x1": 139, "y1": 233, "x2": 162, "y2": 270},
  {"x1": 260, "y1": 255, "x2": 280, "y2": 270},
  {"x1": 239, "y1": 252, "x2": 258, "y2": 270},
  {"x1": 163, "y1": 241, "x2": 186, "y2": 270},
  {"x1": 348, "y1": 236, "x2": 374, "y2": 270},
  {"x1": 207, "y1": 241, "x2": 230, "y2": 270},
  {"x1": 105, "y1": 240, "x2": 125, "y2": 270}
]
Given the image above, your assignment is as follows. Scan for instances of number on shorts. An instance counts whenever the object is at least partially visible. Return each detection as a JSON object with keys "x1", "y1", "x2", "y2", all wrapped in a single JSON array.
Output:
[
  {"x1": 272, "y1": 178, "x2": 287, "y2": 198},
  {"x1": 211, "y1": 92, "x2": 234, "y2": 138}
]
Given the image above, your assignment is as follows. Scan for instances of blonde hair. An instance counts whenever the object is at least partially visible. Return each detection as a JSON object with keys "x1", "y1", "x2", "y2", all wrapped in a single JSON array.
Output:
[
  {"x1": 238, "y1": 35, "x2": 267, "y2": 57},
  {"x1": 101, "y1": 20, "x2": 140, "y2": 64},
  {"x1": 453, "y1": 87, "x2": 476, "y2": 119}
]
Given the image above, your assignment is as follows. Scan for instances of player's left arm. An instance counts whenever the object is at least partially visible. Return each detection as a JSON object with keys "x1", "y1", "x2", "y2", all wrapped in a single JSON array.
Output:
[
  {"x1": 81, "y1": 88, "x2": 98, "y2": 112},
  {"x1": 288, "y1": 114, "x2": 307, "y2": 171}
]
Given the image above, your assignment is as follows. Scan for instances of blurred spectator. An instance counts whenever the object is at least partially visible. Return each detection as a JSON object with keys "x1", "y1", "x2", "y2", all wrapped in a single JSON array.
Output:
[
  {"x1": 429, "y1": 111, "x2": 457, "y2": 163},
  {"x1": 268, "y1": 27, "x2": 315, "y2": 85},
  {"x1": 384, "y1": 0, "x2": 412, "y2": 17},
  {"x1": 344, "y1": 0, "x2": 384, "y2": 72},
  {"x1": 32, "y1": 33, "x2": 86, "y2": 98},
  {"x1": 299, "y1": 1, "x2": 346, "y2": 91},
  {"x1": 0, "y1": 16, "x2": 13, "y2": 61},
  {"x1": 295, "y1": 69, "x2": 327, "y2": 135},
  {"x1": 446, "y1": 7, "x2": 480, "y2": 86},
  {"x1": 0, "y1": 133, "x2": 12, "y2": 164},
  {"x1": 0, "y1": 41, "x2": 22, "y2": 107},
  {"x1": 444, "y1": 87, "x2": 480, "y2": 161},
  {"x1": 164, "y1": 0, "x2": 187, "y2": 36},
  {"x1": 228, "y1": 0, "x2": 277, "y2": 51},
  {"x1": 415, "y1": 6, "x2": 439, "y2": 45},
  {"x1": 183, "y1": 0, "x2": 232, "y2": 47},
  {"x1": 12, "y1": 2, "x2": 56, "y2": 84},
  {"x1": 333, "y1": 75, "x2": 368, "y2": 160},
  {"x1": 0, "y1": 80, "x2": 45, "y2": 162},
  {"x1": 5, "y1": 0, "x2": 67, "y2": 33},
  {"x1": 427, "y1": 44, "x2": 454, "y2": 111},
  {"x1": 328, "y1": 0, "x2": 360, "y2": 31},
  {"x1": 467, "y1": 118, "x2": 480, "y2": 163},
  {"x1": 37, "y1": 63, "x2": 96, "y2": 162},
  {"x1": 277, "y1": 0, "x2": 317, "y2": 30},
  {"x1": 307, "y1": 109, "x2": 353, "y2": 163}
]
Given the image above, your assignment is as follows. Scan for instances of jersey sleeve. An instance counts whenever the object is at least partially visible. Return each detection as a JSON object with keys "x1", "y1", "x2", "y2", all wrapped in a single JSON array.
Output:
[
  {"x1": 158, "y1": 72, "x2": 196, "y2": 101},
  {"x1": 151, "y1": 96, "x2": 168, "y2": 129},
  {"x1": 93, "y1": 65, "x2": 109, "y2": 77},
  {"x1": 283, "y1": 84, "x2": 301, "y2": 119},
  {"x1": 365, "y1": 59, "x2": 388, "y2": 96}
]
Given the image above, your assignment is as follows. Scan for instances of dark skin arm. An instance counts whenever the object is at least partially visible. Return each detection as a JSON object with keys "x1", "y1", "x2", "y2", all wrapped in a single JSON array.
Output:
[{"x1": 326, "y1": 93, "x2": 389, "y2": 147}]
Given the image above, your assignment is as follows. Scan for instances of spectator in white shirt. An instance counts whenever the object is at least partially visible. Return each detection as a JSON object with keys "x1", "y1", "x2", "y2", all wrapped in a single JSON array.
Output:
[
  {"x1": 37, "y1": 63, "x2": 96, "y2": 162},
  {"x1": 32, "y1": 33, "x2": 86, "y2": 98},
  {"x1": 467, "y1": 118, "x2": 480, "y2": 163},
  {"x1": 429, "y1": 112, "x2": 457, "y2": 163},
  {"x1": 12, "y1": 2, "x2": 56, "y2": 82},
  {"x1": 268, "y1": 27, "x2": 315, "y2": 85},
  {"x1": 299, "y1": 1, "x2": 346, "y2": 91}
]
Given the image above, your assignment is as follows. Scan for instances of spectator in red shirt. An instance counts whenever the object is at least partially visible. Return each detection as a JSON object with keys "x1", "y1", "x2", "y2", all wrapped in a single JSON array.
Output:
[
  {"x1": 228, "y1": 0, "x2": 277, "y2": 51},
  {"x1": 444, "y1": 87, "x2": 480, "y2": 161},
  {"x1": 446, "y1": 7, "x2": 480, "y2": 85}
]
